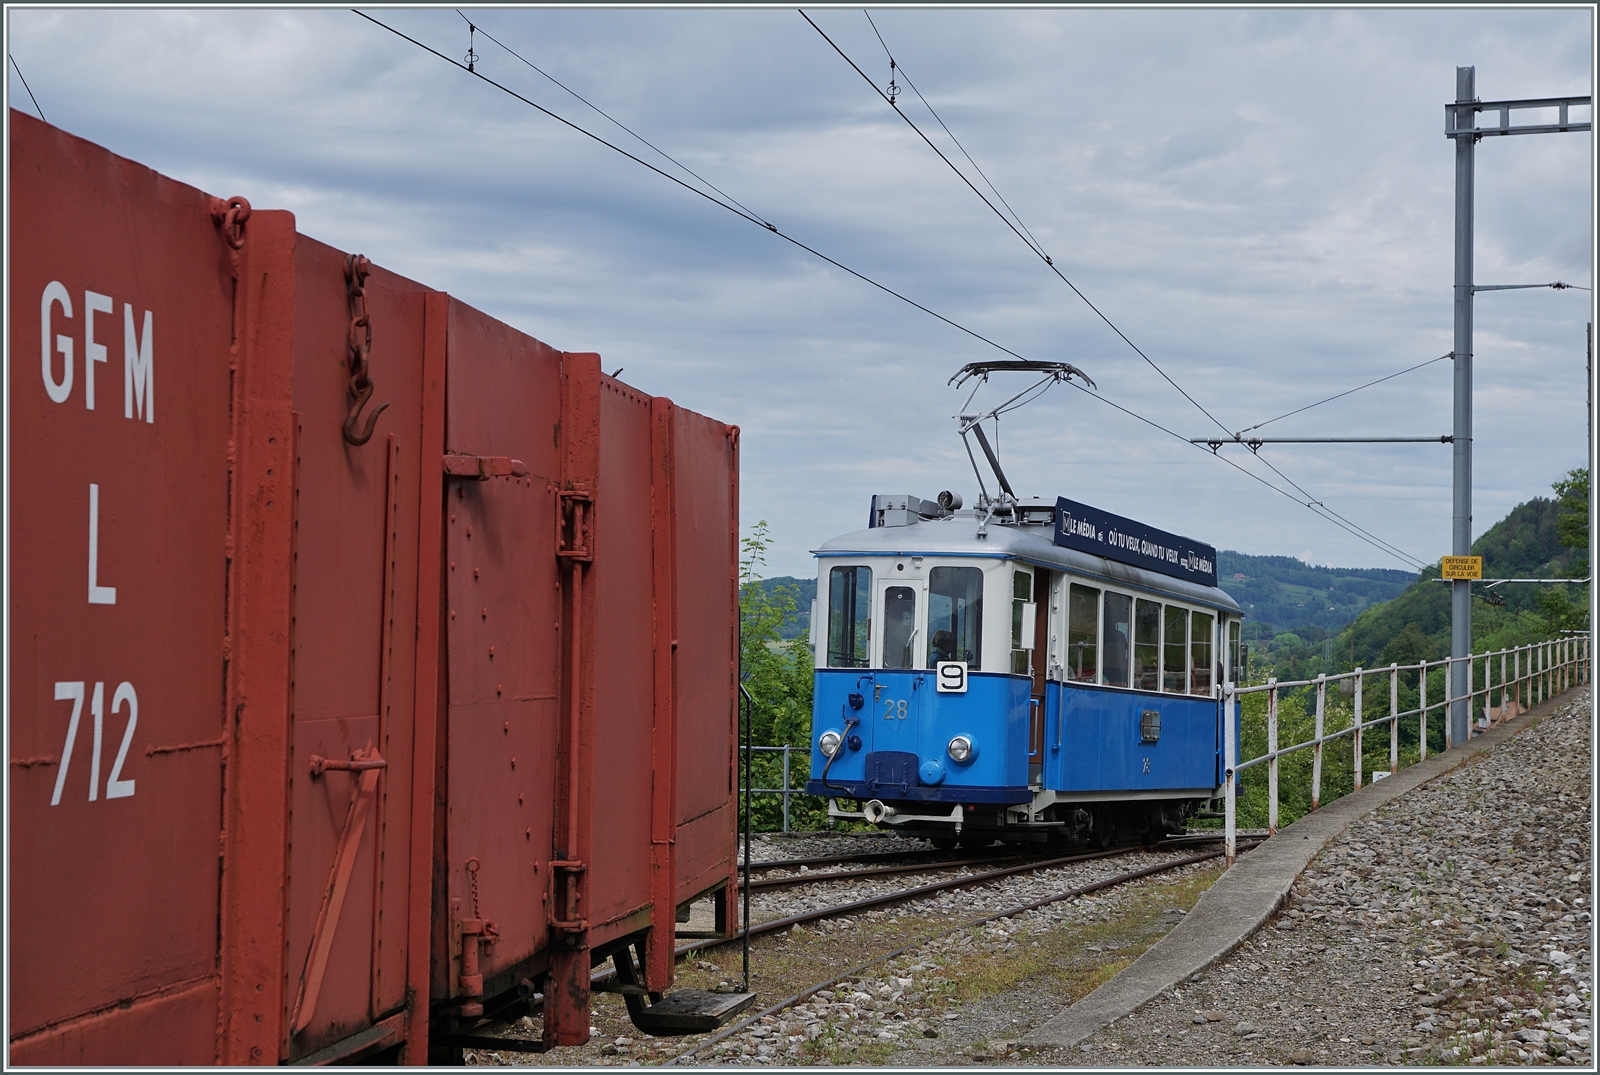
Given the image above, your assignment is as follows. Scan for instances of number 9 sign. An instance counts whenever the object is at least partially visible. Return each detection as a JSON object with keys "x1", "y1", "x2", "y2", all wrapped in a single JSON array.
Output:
[{"x1": 935, "y1": 661, "x2": 968, "y2": 693}]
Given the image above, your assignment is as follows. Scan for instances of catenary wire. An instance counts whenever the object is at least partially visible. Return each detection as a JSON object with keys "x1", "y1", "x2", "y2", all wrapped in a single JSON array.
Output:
[
  {"x1": 355, "y1": 10, "x2": 1044, "y2": 364},
  {"x1": 353, "y1": 10, "x2": 1427, "y2": 572},
  {"x1": 801, "y1": 9, "x2": 1236, "y2": 440},
  {"x1": 9, "y1": 54, "x2": 45, "y2": 122},
  {"x1": 456, "y1": 9, "x2": 774, "y2": 229},
  {"x1": 1234, "y1": 352, "x2": 1453, "y2": 437},
  {"x1": 1067, "y1": 382, "x2": 1427, "y2": 570},
  {"x1": 863, "y1": 9, "x2": 1047, "y2": 260},
  {"x1": 813, "y1": 10, "x2": 1429, "y2": 569}
]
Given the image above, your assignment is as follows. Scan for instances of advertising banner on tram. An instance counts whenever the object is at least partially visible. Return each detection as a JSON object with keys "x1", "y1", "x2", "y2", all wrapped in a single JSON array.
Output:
[{"x1": 1053, "y1": 496, "x2": 1218, "y2": 587}]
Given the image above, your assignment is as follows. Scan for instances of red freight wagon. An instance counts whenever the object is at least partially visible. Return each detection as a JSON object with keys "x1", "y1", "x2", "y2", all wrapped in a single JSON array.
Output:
[{"x1": 7, "y1": 110, "x2": 744, "y2": 1066}]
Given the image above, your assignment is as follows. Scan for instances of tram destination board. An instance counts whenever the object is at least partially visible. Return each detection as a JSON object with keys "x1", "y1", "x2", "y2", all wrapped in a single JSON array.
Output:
[{"x1": 1053, "y1": 496, "x2": 1217, "y2": 587}]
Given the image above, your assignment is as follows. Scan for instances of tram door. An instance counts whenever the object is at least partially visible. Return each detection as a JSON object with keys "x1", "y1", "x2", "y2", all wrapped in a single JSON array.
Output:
[
  {"x1": 1020, "y1": 569, "x2": 1049, "y2": 786},
  {"x1": 872, "y1": 578, "x2": 926, "y2": 765}
]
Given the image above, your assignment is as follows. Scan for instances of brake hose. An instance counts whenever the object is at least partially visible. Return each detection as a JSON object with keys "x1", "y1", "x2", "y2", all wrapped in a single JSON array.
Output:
[{"x1": 819, "y1": 708, "x2": 861, "y2": 794}]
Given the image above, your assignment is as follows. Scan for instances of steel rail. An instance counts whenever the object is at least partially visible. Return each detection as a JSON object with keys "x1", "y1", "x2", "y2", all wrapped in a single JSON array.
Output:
[
  {"x1": 747, "y1": 846, "x2": 1025, "y2": 873},
  {"x1": 455, "y1": 836, "x2": 1242, "y2": 1054},
  {"x1": 681, "y1": 836, "x2": 1230, "y2": 954},
  {"x1": 748, "y1": 833, "x2": 1233, "y2": 890},
  {"x1": 662, "y1": 841, "x2": 1259, "y2": 1065}
]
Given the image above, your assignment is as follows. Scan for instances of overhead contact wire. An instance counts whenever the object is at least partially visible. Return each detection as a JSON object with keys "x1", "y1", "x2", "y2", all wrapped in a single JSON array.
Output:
[
  {"x1": 9, "y1": 54, "x2": 45, "y2": 122},
  {"x1": 355, "y1": 10, "x2": 1050, "y2": 366},
  {"x1": 457, "y1": 9, "x2": 774, "y2": 229},
  {"x1": 1067, "y1": 383, "x2": 1426, "y2": 570},
  {"x1": 863, "y1": 9, "x2": 1047, "y2": 259},
  {"x1": 801, "y1": 9, "x2": 1235, "y2": 440},
  {"x1": 356, "y1": 10, "x2": 1424, "y2": 572},
  {"x1": 812, "y1": 11, "x2": 1426, "y2": 569},
  {"x1": 1233, "y1": 352, "x2": 1453, "y2": 437}
]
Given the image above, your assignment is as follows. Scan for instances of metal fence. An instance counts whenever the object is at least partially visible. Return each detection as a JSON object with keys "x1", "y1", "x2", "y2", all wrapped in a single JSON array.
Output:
[
  {"x1": 1222, "y1": 633, "x2": 1590, "y2": 865},
  {"x1": 741, "y1": 744, "x2": 808, "y2": 833}
]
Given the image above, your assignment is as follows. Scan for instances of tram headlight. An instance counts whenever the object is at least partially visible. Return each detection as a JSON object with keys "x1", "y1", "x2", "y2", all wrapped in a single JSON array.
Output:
[
  {"x1": 947, "y1": 735, "x2": 974, "y2": 764},
  {"x1": 819, "y1": 731, "x2": 843, "y2": 758}
]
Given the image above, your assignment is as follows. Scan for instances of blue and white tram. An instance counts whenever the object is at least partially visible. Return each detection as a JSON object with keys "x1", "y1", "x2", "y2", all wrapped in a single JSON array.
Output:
[{"x1": 805, "y1": 492, "x2": 1244, "y2": 848}]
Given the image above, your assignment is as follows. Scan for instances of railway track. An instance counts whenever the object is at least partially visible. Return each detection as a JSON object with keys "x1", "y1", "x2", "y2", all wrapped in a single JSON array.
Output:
[
  {"x1": 663, "y1": 838, "x2": 1263, "y2": 1064},
  {"x1": 454, "y1": 833, "x2": 1253, "y2": 1055},
  {"x1": 744, "y1": 832, "x2": 1233, "y2": 892}
]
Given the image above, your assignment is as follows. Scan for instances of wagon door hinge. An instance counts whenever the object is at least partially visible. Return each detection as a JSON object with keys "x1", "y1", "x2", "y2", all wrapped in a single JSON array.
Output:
[
  {"x1": 443, "y1": 453, "x2": 530, "y2": 481},
  {"x1": 556, "y1": 489, "x2": 595, "y2": 562},
  {"x1": 548, "y1": 859, "x2": 589, "y2": 937}
]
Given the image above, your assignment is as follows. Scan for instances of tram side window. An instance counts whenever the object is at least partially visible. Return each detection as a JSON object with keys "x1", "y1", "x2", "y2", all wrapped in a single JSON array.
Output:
[
  {"x1": 1102, "y1": 592, "x2": 1132, "y2": 687},
  {"x1": 1228, "y1": 619, "x2": 1244, "y2": 685},
  {"x1": 928, "y1": 566, "x2": 982, "y2": 669},
  {"x1": 1162, "y1": 605, "x2": 1188, "y2": 693},
  {"x1": 882, "y1": 586, "x2": 918, "y2": 670},
  {"x1": 1134, "y1": 599, "x2": 1161, "y2": 691},
  {"x1": 827, "y1": 565, "x2": 871, "y2": 668},
  {"x1": 1190, "y1": 611, "x2": 1214, "y2": 695},
  {"x1": 1066, "y1": 584, "x2": 1099, "y2": 682}
]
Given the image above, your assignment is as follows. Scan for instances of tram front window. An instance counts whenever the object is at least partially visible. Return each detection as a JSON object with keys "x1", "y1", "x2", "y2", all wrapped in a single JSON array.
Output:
[
  {"x1": 1102, "y1": 592, "x2": 1132, "y2": 688},
  {"x1": 928, "y1": 567, "x2": 982, "y2": 668},
  {"x1": 882, "y1": 586, "x2": 918, "y2": 670},
  {"x1": 827, "y1": 565, "x2": 871, "y2": 668},
  {"x1": 1134, "y1": 599, "x2": 1161, "y2": 691},
  {"x1": 1067, "y1": 584, "x2": 1099, "y2": 682}
]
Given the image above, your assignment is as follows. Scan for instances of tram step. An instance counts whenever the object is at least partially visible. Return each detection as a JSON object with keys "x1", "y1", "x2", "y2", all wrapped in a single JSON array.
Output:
[{"x1": 626, "y1": 989, "x2": 758, "y2": 1035}]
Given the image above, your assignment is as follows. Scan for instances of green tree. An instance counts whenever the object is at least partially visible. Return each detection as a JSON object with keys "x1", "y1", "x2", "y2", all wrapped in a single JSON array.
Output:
[
  {"x1": 1553, "y1": 467, "x2": 1590, "y2": 572},
  {"x1": 738, "y1": 522, "x2": 826, "y2": 830}
]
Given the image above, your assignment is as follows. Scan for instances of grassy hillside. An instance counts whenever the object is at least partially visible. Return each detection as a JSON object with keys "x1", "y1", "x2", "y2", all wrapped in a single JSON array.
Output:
[
  {"x1": 1256, "y1": 496, "x2": 1588, "y2": 682},
  {"x1": 1216, "y1": 551, "x2": 1414, "y2": 640}
]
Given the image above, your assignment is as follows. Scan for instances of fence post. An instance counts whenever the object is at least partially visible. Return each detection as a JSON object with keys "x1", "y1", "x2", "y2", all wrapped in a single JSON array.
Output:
[
  {"x1": 1224, "y1": 685, "x2": 1236, "y2": 868},
  {"x1": 1500, "y1": 648, "x2": 1508, "y2": 717},
  {"x1": 1468, "y1": 656, "x2": 1477, "y2": 736},
  {"x1": 1267, "y1": 679, "x2": 1279, "y2": 837},
  {"x1": 1445, "y1": 657, "x2": 1454, "y2": 751},
  {"x1": 1312, "y1": 675, "x2": 1326, "y2": 810},
  {"x1": 1418, "y1": 661, "x2": 1428, "y2": 762},
  {"x1": 1389, "y1": 663, "x2": 1399, "y2": 775},
  {"x1": 782, "y1": 745, "x2": 791, "y2": 834},
  {"x1": 1353, "y1": 669, "x2": 1363, "y2": 791}
]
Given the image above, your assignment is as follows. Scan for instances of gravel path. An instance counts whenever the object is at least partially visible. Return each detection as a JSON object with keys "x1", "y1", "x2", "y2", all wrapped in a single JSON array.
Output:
[{"x1": 1033, "y1": 694, "x2": 1594, "y2": 1067}]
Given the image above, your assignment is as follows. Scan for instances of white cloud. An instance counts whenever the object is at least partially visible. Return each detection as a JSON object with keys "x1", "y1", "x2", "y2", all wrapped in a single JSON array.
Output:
[{"x1": 7, "y1": 6, "x2": 1592, "y2": 578}]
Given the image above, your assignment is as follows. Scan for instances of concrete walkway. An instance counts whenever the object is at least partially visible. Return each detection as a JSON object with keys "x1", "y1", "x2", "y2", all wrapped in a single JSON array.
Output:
[{"x1": 1022, "y1": 684, "x2": 1588, "y2": 1050}]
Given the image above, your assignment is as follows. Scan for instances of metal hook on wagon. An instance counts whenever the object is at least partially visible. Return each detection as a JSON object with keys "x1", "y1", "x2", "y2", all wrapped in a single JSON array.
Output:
[
  {"x1": 209, "y1": 195, "x2": 251, "y2": 250},
  {"x1": 343, "y1": 254, "x2": 390, "y2": 446}
]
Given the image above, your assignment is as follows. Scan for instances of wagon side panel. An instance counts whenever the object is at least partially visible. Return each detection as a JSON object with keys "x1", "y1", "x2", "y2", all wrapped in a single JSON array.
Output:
[
  {"x1": 670, "y1": 408, "x2": 739, "y2": 905},
  {"x1": 7, "y1": 112, "x2": 232, "y2": 1062}
]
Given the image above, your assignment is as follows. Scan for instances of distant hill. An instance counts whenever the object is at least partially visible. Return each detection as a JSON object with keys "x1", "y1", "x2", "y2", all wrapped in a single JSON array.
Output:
[
  {"x1": 1257, "y1": 496, "x2": 1587, "y2": 681},
  {"x1": 1216, "y1": 552, "x2": 1415, "y2": 641}
]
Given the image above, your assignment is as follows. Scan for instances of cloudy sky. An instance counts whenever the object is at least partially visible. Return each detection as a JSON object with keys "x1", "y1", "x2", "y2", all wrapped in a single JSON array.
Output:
[{"x1": 7, "y1": 5, "x2": 1593, "y2": 578}]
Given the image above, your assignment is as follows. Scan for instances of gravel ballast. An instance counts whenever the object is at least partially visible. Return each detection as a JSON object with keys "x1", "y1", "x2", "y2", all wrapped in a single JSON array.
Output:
[{"x1": 1036, "y1": 693, "x2": 1593, "y2": 1067}]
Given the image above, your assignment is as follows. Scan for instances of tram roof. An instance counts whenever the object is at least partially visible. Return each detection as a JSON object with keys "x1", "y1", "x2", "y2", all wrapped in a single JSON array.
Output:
[{"x1": 814, "y1": 516, "x2": 1243, "y2": 615}]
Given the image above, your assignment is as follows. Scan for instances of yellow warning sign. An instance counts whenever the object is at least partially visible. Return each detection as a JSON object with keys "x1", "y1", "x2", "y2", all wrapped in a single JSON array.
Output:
[{"x1": 1441, "y1": 555, "x2": 1483, "y2": 580}]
